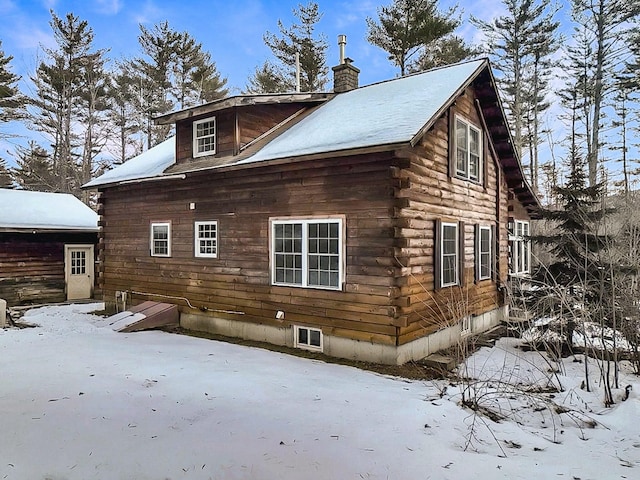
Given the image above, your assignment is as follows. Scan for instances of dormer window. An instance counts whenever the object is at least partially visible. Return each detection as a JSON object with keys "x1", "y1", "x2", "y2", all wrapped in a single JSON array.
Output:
[
  {"x1": 193, "y1": 117, "x2": 216, "y2": 157},
  {"x1": 455, "y1": 116, "x2": 481, "y2": 182}
]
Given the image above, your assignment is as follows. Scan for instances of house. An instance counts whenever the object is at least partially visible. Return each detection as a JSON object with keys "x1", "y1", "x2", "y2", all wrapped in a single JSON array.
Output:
[
  {"x1": 84, "y1": 56, "x2": 538, "y2": 365},
  {"x1": 0, "y1": 189, "x2": 99, "y2": 306}
]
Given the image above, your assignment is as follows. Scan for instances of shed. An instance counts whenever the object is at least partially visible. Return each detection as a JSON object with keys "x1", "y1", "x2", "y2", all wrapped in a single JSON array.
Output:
[{"x1": 0, "y1": 189, "x2": 99, "y2": 306}]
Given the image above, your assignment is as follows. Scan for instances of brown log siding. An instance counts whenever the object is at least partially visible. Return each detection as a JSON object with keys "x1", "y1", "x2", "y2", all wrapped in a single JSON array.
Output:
[{"x1": 98, "y1": 152, "x2": 400, "y2": 345}]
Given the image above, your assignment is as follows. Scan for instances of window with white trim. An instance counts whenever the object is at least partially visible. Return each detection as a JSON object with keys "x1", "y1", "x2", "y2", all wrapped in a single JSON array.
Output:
[
  {"x1": 461, "y1": 315, "x2": 472, "y2": 336},
  {"x1": 193, "y1": 117, "x2": 216, "y2": 157},
  {"x1": 440, "y1": 222, "x2": 459, "y2": 287},
  {"x1": 151, "y1": 222, "x2": 171, "y2": 257},
  {"x1": 510, "y1": 220, "x2": 531, "y2": 275},
  {"x1": 477, "y1": 225, "x2": 492, "y2": 281},
  {"x1": 195, "y1": 221, "x2": 218, "y2": 258},
  {"x1": 294, "y1": 325, "x2": 323, "y2": 351},
  {"x1": 455, "y1": 116, "x2": 481, "y2": 182},
  {"x1": 271, "y1": 218, "x2": 343, "y2": 290}
]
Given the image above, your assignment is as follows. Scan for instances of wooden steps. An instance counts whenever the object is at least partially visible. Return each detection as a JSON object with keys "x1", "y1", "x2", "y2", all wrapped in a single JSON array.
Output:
[{"x1": 103, "y1": 301, "x2": 179, "y2": 332}]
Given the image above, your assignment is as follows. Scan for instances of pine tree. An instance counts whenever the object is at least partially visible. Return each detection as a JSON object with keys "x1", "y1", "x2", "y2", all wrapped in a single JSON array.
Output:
[
  {"x1": 129, "y1": 22, "x2": 228, "y2": 148},
  {"x1": 366, "y1": 0, "x2": 459, "y2": 76},
  {"x1": 0, "y1": 40, "x2": 25, "y2": 137},
  {"x1": 244, "y1": 61, "x2": 290, "y2": 94},
  {"x1": 536, "y1": 86, "x2": 611, "y2": 294},
  {"x1": 12, "y1": 142, "x2": 57, "y2": 192},
  {"x1": 30, "y1": 11, "x2": 100, "y2": 195},
  {"x1": 408, "y1": 35, "x2": 479, "y2": 72},
  {"x1": 106, "y1": 66, "x2": 143, "y2": 164},
  {"x1": 263, "y1": 1, "x2": 329, "y2": 92},
  {"x1": 473, "y1": 0, "x2": 559, "y2": 193},
  {"x1": 0, "y1": 158, "x2": 14, "y2": 187}
]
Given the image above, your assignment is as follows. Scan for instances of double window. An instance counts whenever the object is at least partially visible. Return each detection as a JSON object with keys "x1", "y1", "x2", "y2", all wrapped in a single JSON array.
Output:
[
  {"x1": 150, "y1": 222, "x2": 171, "y2": 257},
  {"x1": 454, "y1": 116, "x2": 482, "y2": 182},
  {"x1": 195, "y1": 221, "x2": 218, "y2": 258},
  {"x1": 510, "y1": 220, "x2": 531, "y2": 275},
  {"x1": 271, "y1": 218, "x2": 343, "y2": 290},
  {"x1": 193, "y1": 117, "x2": 216, "y2": 157}
]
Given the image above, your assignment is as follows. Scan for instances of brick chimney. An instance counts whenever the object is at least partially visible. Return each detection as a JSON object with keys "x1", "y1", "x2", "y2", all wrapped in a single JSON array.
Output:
[{"x1": 332, "y1": 35, "x2": 359, "y2": 93}]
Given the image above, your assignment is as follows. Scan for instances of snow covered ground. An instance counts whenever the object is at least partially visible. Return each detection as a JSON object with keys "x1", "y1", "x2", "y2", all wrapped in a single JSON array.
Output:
[{"x1": 1, "y1": 303, "x2": 639, "y2": 480}]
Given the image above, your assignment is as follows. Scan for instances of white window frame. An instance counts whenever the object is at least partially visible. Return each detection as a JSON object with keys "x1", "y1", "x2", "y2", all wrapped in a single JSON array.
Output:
[
  {"x1": 150, "y1": 222, "x2": 171, "y2": 257},
  {"x1": 455, "y1": 115, "x2": 482, "y2": 182},
  {"x1": 477, "y1": 225, "x2": 492, "y2": 281},
  {"x1": 460, "y1": 315, "x2": 472, "y2": 336},
  {"x1": 193, "y1": 116, "x2": 216, "y2": 157},
  {"x1": 440, "y1": 222, "x2": 459, "y2": 288},
  {"x1": 294, "y1": 325, "x2": 323, "y2": 352},
  {"x1": 194, "y1": 221, "x2": 218, "y2": 258},
  {"x1": 510, "y1": 220, "x2": 531, "y2": 275},
  {"x1": 270, "y1": 217, "x2": 344, "y2": 291}
]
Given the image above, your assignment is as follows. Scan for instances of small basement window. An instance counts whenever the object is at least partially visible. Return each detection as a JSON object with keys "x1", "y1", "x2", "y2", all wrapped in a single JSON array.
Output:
[
  {"x1": 150, "y1": 222, "x2": 171, "y2": 257},
  {"x1": 193, "y1": 117, "x2": 216, "y2": 157},
  {"x1": 294, "y1": 325, "x2": 323, "y2": 351}
]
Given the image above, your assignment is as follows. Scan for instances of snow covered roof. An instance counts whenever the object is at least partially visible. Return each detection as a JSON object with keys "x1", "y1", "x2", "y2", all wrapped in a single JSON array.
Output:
[
  {"x1": 0, "y1": 189, "x2": 98, "y2": 232},
  {"x1": 85, "y1": 59, "x2": 489, "y2": 186},
  {"x1": 83, "y1": 137, "x2": 176, "y2": 188},
  {"x1": 240, "y1": 59, "x2": 486, "y2": 165}
]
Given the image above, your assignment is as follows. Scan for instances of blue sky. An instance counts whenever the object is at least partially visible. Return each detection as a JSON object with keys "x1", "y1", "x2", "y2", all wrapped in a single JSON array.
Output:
[
  {"x1": 6, "y1": 0, "x2": 580, "y2": 171},
  {"x1": 0, "y1": 0, "x2": 507, "y2": 94}
]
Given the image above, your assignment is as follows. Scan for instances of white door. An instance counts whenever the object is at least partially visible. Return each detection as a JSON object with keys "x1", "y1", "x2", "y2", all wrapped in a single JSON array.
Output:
[{"x1": 64, "y1": 244, "x2": 95, "y2": 300}]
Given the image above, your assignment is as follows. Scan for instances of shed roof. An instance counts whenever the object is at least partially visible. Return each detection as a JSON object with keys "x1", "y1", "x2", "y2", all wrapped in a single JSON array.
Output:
[{"x1": 0, "y1": 189, "x2": 99, "y2": 232}]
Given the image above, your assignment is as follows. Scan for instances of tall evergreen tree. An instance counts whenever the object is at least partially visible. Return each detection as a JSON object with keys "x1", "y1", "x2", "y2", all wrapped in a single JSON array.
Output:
[
  {"x1": 129, "y1": 21, "x2": 228, "y2": 149},
  {"x1": 366, "y1": 0, "x2": 459, "y2": 76},
  {"x1": 262, "y1": 1, "x2": 329, "y2": 92},
  {"x1": 473, "y1": 0, "x2": 559, "y2": 194},
  {"x1": 0, "y1": 41, "x2": 26, "y2": 137},
  {"x1": 568, "y1": 0, "x2": 640, "y2": 186},
  {"x1": 30, "y1": 11, "x2": 100, "y2": 195},
  {"x1": 106, "y1": 66, "x2": 143, "y2": 164}
]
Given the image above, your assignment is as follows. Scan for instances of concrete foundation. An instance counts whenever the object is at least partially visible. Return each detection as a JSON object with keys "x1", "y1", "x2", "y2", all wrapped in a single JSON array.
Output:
[{"x1": 180, "y1": 305, "x2": 508, "y2": 365}]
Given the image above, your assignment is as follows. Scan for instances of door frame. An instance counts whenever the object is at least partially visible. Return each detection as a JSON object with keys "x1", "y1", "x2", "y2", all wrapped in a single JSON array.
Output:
[{"x1": 64, "y1": 244, "x2": 95, "y2": 300}]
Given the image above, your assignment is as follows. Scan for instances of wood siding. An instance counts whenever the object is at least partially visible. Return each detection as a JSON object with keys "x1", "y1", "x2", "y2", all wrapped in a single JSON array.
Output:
[
  {"x1": 98, "y1": 86, "x2": 532, "y2": 350},
  {"x1": 176, "y1": 104, "x2": 308, "y2": 163},
  {"x1": 98, "y1": 153, "x2": 401, "y2": 345},
  {"x1": 0, "y1": 232, "x2": 96, "y2": 306},
  {"x1": 392, "y1": 87, "x2": 514, "y2": 345}
]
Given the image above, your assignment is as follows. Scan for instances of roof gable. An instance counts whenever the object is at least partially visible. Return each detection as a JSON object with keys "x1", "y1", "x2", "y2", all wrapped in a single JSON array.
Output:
[{"x1": 0, "y1": 189, "x2": 98, "y2": 231}]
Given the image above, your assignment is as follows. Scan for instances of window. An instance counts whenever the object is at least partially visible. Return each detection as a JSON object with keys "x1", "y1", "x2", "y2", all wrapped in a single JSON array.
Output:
[
  {"x1": 71, "y1": 250, "x2": 86, "y2": 275},
  {"x1": 151, "y1": 222, "x2": 171, "y2": 257},
  {"x1": 455, "y1": 116, "x2": 482, "y2": 182},
  {"x1": 193, "y1": 117, "x2": 216, "y2": 157},
  {"x1": 440, "y1": 222, "x2": 459, "y2": 288},
  {"x1": 510, "y1": 220, "x2": 531, "y2": 275},
  {"x1": 195, "y1": 221, "x2": 218, "y2": 258},
  {"x1": 476, "y1": 225, "x2": 492, "y2": 281},
  {"x1": 294, "y1": 325, "x2": 323, "y2": 351},
  {"x1": 460, "y1": 315, "x2": 472, "y2": 336},
  {"x1": 271, "y1": 218, "x2": 343, "y2": 290}
]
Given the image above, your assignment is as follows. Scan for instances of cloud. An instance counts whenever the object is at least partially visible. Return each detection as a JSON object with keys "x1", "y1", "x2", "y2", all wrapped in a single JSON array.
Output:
[
  {"x1": 131, "y1": 0, "x2": 163, "y2": 25},
  {"x1": 93, "y1": 0, "x2": 123, "y2": 15}
]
